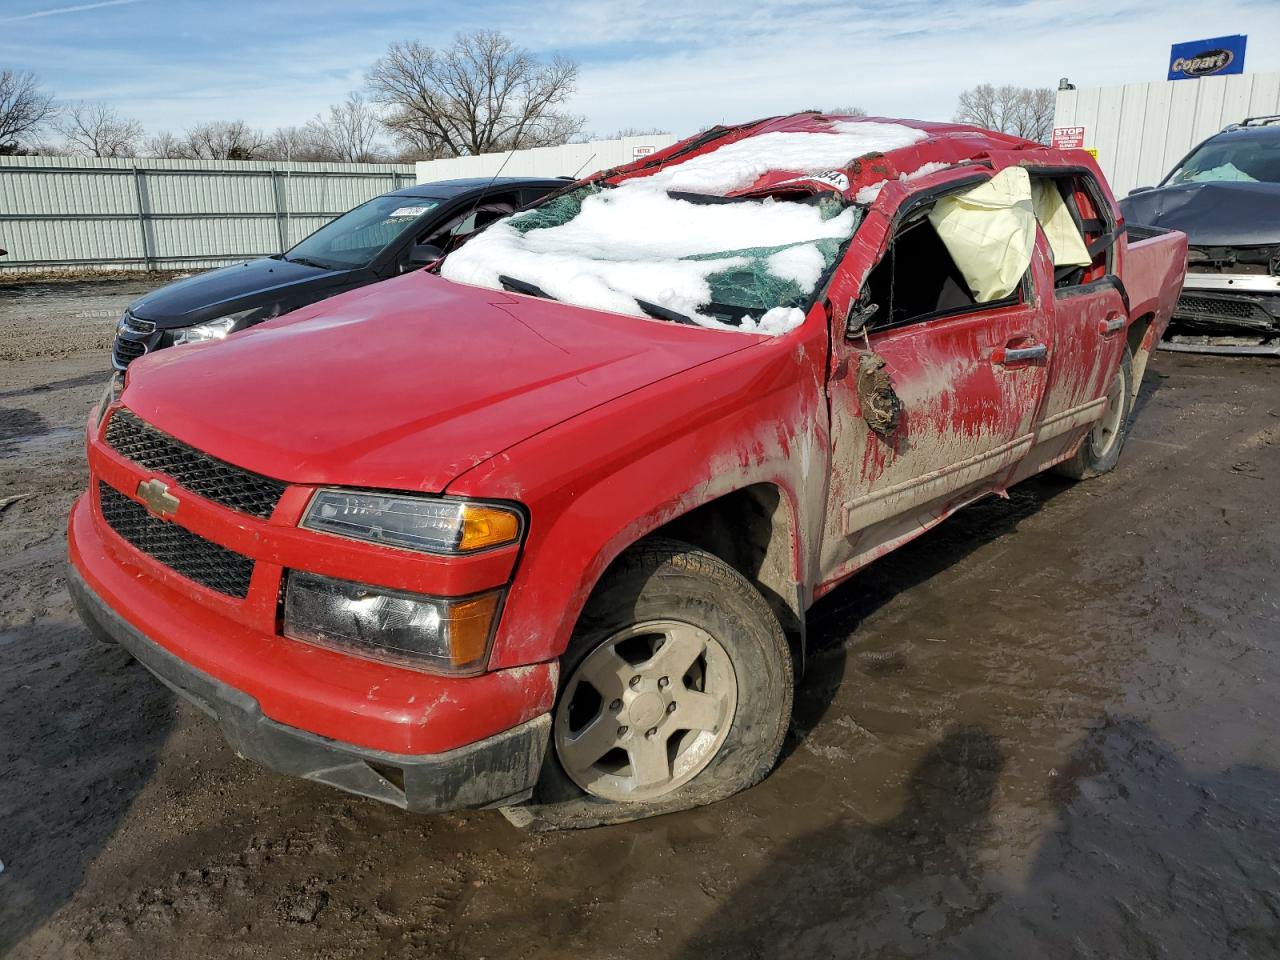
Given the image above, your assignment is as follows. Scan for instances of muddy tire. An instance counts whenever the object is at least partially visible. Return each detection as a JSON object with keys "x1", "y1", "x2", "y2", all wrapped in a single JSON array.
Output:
[
  {"x1": 1054, "y1": 346, "x2": 1134, "y2": 481},
  {"x1": 527, "y1": 538, "x2": 793, "y2": 827}
]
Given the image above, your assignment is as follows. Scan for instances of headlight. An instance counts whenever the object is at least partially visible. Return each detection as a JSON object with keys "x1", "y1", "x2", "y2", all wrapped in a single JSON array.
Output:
[
  {"x1": 302, "y1": 490, "x2": 522, "y2": 554},
  {"x1": 171, "y1": 307, "x2": 262, "y2": 346},
  {"x1": 95, "y1": 373, "x2": 124, "y2": 426},
  {"x1": 283, "y1": 571, "x2": 501, "y2": 674}
]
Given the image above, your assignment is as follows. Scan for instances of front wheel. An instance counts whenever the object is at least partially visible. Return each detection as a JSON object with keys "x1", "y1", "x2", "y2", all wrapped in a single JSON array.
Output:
[
  {"x1": 529, "y1": 539, "x2": 793, "y2": 826},
  {"x1": 1054, "y1": 346, "x2": 1134, "y2": 481}
]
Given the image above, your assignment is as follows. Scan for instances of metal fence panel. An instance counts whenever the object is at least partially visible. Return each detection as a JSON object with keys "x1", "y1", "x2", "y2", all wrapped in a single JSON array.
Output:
[{"x1": 0, "y1": 155, "x2": 416, "y2": 274}]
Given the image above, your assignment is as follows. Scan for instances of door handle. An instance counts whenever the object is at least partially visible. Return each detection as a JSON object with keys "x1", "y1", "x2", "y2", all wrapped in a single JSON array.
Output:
[
  {"x1": 993, "y1": 342, "x2": 1047, "y2": 365},
  {"x1": 1099, "y1": 313, "x2": 1126, "y2": 335}
]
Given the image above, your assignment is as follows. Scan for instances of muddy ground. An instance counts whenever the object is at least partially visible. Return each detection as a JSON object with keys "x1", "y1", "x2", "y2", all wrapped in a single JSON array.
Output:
[{"x1": 1, "y1": 278, "x2": 1277, "y2": 959}]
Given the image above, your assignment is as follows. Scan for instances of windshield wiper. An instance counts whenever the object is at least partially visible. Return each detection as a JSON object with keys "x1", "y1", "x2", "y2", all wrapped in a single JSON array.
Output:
[
  {"x1": 635, "y1": 298, "x2": 699, "y2": 326},
  {"x1": 499, "y1": 274, "x2": 556, "y2": 300},
  {"x1": 286, "y1": 255, "x2": 333, "y2": 270}
]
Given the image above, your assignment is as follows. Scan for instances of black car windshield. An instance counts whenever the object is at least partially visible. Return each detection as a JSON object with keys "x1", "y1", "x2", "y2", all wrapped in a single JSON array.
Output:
[
  {"x1": 1168, "y1": 136, "x2": 1280, "y2": 185},
  {"x1": 285, "y1": 195, "x2": 442, "y2": 269}
]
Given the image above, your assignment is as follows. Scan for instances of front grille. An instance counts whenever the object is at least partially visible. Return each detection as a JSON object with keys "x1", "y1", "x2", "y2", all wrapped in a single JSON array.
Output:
[
  {"x1": 104, "y1": 409, "x2": 286, "y2": 519},
  {"x1": 98, "y1": 482, "x2": 254, "y2": 598},
  {"x1": 121, "y1": 312, "x2": 156, "y2": 334},
  {"x1": 112, "y1": 336, "x2": 147, "y2": 367},
  {"x1": 1176, "y1": 294, "x2": 1274, "y2": 326}
]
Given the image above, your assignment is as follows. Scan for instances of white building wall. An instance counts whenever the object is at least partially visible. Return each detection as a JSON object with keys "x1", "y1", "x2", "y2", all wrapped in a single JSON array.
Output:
[
  {"x1": 1054, "y1": 72, "x2": 1280, "y2": 197},
  {"x1": 414, "y1": 134, "x2": 677, "y2": 184}
]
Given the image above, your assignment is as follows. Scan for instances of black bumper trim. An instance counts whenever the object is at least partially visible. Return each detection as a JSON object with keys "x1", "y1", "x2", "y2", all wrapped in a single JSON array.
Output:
[{"x1": 68, "y1": 565, "x2": 549, "y2": 813}]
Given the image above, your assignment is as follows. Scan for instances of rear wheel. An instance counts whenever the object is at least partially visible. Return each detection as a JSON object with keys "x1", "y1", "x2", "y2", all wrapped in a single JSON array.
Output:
[
  {"x1": 1054, "y1": 346, "x2": 1134, "y2": 480},
  {"x1": 536, "y1": 538, "x2": 793, "y2": 820}
]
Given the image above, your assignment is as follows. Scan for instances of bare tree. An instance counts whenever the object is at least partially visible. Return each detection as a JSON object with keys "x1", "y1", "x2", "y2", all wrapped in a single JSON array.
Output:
[
  {"x1": 825, "y1": 106, "x2": 868, "y2": 117},
  {"x1": 54, "y1": 101, "x2": 142, "y2": 157},
  {"x1": 143, "y1": 130, "x2": 185, "y2": 158},
  {"x1": 597, "y1": 126, "x2": 669, "y2": 140},
  {"x1": 182, "y1": 119, "x2": 269, "y2": 160},
  {"x1": 263, "y1": 124, "x2": 328, "y2": 161},
  {"x1": 368, "y1": 31, "x2": 583, "y2": 158},
  {"x1": 305, "y1": 93, "x2": 384, "y2": 162},
  {"x1": 0, "y1": 69, "x2": 57, "y2": 153},
  {"x1": 955, "y1": 84, "x2": 1054, "y2": 143}
]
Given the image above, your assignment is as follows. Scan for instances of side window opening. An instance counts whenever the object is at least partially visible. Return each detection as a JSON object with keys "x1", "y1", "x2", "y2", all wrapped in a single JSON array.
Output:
[
  {"x1": 422, "y1": 193, "x2": 519, "y2": 254},
  {"x1": 864, "y1": 211, "x2": 980, "y2": 328},
  {"x1": 1034, "y1": 174, "x2": 1114, "y2": 288},
  {"x1": 864, "y1": 171, "x2": 1037, "y2": 331}
]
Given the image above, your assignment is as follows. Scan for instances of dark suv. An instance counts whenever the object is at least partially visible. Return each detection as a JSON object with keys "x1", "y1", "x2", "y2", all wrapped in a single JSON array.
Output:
[
  {"x1": 1121, "y1": 117, "x2": 1280, "y2": 356},
  {"x1": 112, "y1": 177, "x2": 566, "y2": 369}
]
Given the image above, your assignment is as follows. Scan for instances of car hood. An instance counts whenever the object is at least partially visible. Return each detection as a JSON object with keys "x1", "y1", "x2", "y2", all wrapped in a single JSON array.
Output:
[
  {"x1": 121, "y1": 272, "x2": 761, "y2": 493},
  {"x1": 128, "y1": 256, "x2": 356, "y2": 327},
  {"x1": 1120, "y1": 181, "x2": 1280, "y2": 246}
]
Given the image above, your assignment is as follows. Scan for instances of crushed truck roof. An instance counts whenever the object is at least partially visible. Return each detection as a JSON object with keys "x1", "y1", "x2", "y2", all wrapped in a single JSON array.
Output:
[
  {"x1": 439, "y1": 114, "x2": 1062, "y2": 336},
  {"x1": 600, "y1": 113, "x2": 1049, "y2": 199}
]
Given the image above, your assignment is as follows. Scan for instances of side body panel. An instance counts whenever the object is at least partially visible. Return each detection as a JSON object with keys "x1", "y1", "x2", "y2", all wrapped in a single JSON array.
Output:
[{"x1": 816, "y1": 175, "x2": 1055, "y2": 592}]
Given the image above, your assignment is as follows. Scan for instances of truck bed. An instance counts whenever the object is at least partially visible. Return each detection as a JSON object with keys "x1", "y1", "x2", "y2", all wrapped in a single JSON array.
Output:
[{"x1": 1124, "y1": 227, "x2": 1188, "y2": 344}]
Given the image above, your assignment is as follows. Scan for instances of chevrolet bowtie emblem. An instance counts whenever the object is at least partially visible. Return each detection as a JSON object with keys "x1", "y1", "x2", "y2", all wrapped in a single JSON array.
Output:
[{"x1": 137, "y1": 478, "x2": 180, "y2": 518}]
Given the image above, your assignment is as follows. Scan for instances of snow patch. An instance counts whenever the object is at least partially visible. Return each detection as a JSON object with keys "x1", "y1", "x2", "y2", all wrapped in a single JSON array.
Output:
[
  {"x1": 766, "y1": 243, "x2": 828, "y2": 291},
  {"x1": 443, "y1": 190, "x2": 853, "y2": 323},
  {"x1": 854, "y1": 182, "x2": 885, "y2": 205},
  {"x1": 740, "y1": 307, "x2": 807, "y2": 335},
  {"x1": 854, "y1": 160, "x2": 954, "y2": 206},
  {"x1": 638, "y1": 122, "x2": 926, "y2": 196},
  {"x1": 442, "y1": 121, "x2": 926, "y2": 335},
  {"x1": 900, "y1": 161, "x2": 951, "y2": 182}
]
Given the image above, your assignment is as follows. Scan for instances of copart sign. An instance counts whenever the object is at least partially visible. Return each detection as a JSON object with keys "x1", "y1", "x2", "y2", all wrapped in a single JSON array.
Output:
[{"x1": 1168, "y1": 35, "x2": 1246, "y2": 80}]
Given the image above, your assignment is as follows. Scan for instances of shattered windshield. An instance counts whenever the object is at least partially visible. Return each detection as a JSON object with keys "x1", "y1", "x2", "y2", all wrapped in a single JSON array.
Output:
[
  {"x1": 1169, "y1": 137, "x2": 1280, "y2": 185},
  {"x1": 442, "y1": 183, "x2": 857, "y2": 334},
  {"x1": 440, "y1": 120, "x2": 927, "y2": 335}
]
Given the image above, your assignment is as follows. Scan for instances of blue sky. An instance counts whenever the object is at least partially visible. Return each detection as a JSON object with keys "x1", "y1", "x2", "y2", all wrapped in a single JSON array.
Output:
[{"x1": 2, "y1": 0, "x2": 1279, "y2": 139}]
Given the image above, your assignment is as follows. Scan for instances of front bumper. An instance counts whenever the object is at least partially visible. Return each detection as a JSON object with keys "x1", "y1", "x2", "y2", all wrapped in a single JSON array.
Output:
[
  {"x1": 112, "y1": 312, "x2": 164, "y2": 370},
  {"x1": 69, "y1": 565, "x2": 550, "y2": 812},
  {"x1": 1165, "y1": 279, "x2": 1280, "y2": 355}
]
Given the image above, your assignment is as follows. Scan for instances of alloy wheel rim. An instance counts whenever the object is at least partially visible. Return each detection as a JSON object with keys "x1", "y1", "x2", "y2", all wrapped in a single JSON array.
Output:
[
  {"x1": 554, "y1": 620, "x2": 738, "y2": 802},
  {"x1": 1090, "y1": 366, "x2": 1127, "y2": 459}
]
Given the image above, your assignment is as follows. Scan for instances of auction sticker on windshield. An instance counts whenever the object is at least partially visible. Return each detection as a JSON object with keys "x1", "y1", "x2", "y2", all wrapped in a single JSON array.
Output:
[{"x1": 390, "y1": 206, "x2": 433, "y2": 219}]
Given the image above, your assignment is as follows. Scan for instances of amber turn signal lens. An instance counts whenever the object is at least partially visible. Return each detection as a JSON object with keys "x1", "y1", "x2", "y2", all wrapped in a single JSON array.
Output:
[
  {"x1": 458, "y1": 504, "x2": 522, "y2": 551},
  {"x1": 447, "y1": 591, "x2": 502, "y2": 667}
]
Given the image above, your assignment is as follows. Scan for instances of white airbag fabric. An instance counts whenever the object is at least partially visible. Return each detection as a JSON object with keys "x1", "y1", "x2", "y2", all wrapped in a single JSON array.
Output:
[
  {"x1": 927, "y1": 167, "x2": 1036, "y2": 302},
  {"x1": 1031, "y1": 179, "x2": 1092, "y2": 267}
]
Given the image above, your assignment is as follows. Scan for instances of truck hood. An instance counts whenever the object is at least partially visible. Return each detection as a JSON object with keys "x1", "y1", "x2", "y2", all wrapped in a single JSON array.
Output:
[
  {"x1": 1120, "y1": 181, "x2": 1280, "y2": 246},
  {"x1": 121, "y1": 272, "x2": 760, "y2": 492},
  {"x1": 128, "y1": 256, "x2": 356, "y2": 328}
]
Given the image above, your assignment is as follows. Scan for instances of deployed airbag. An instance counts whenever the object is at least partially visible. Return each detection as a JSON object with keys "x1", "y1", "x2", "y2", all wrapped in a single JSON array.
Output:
[
  {"x1": 1031, "y1": 179, "x2": 1092, "y2": 267},
  {"x1": 927, "y1": 167, "x2": 1036, "y2": 302}
]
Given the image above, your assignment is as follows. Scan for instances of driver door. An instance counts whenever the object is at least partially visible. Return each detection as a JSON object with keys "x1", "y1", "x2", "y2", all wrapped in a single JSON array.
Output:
[{"x1": 817, "y1": 177, "x2": 1055, "y2": 592}]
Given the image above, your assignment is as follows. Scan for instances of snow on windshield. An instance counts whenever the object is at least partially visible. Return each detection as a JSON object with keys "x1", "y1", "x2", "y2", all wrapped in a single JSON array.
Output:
[{"x1": 441, "y1": 121, "x2": 927, "y2": 335}]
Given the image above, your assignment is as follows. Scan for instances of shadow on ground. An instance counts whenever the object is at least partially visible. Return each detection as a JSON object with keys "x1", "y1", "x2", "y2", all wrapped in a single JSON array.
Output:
[
  {"x1": 784, "y1": 471, "x2": 1075, "y2": 760},
  {"x1": 680, "y1": 717, "x2": 1280, "y2": 959},
  {"x1": 0, "y1": 620, "x2": 174, "y2": 954}
]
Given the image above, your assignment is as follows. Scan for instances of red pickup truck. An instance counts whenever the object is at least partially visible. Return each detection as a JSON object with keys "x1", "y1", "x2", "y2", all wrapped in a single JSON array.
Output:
[{"x1": 68, "y1": 115, "x2": 1187, "y2": 827}]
